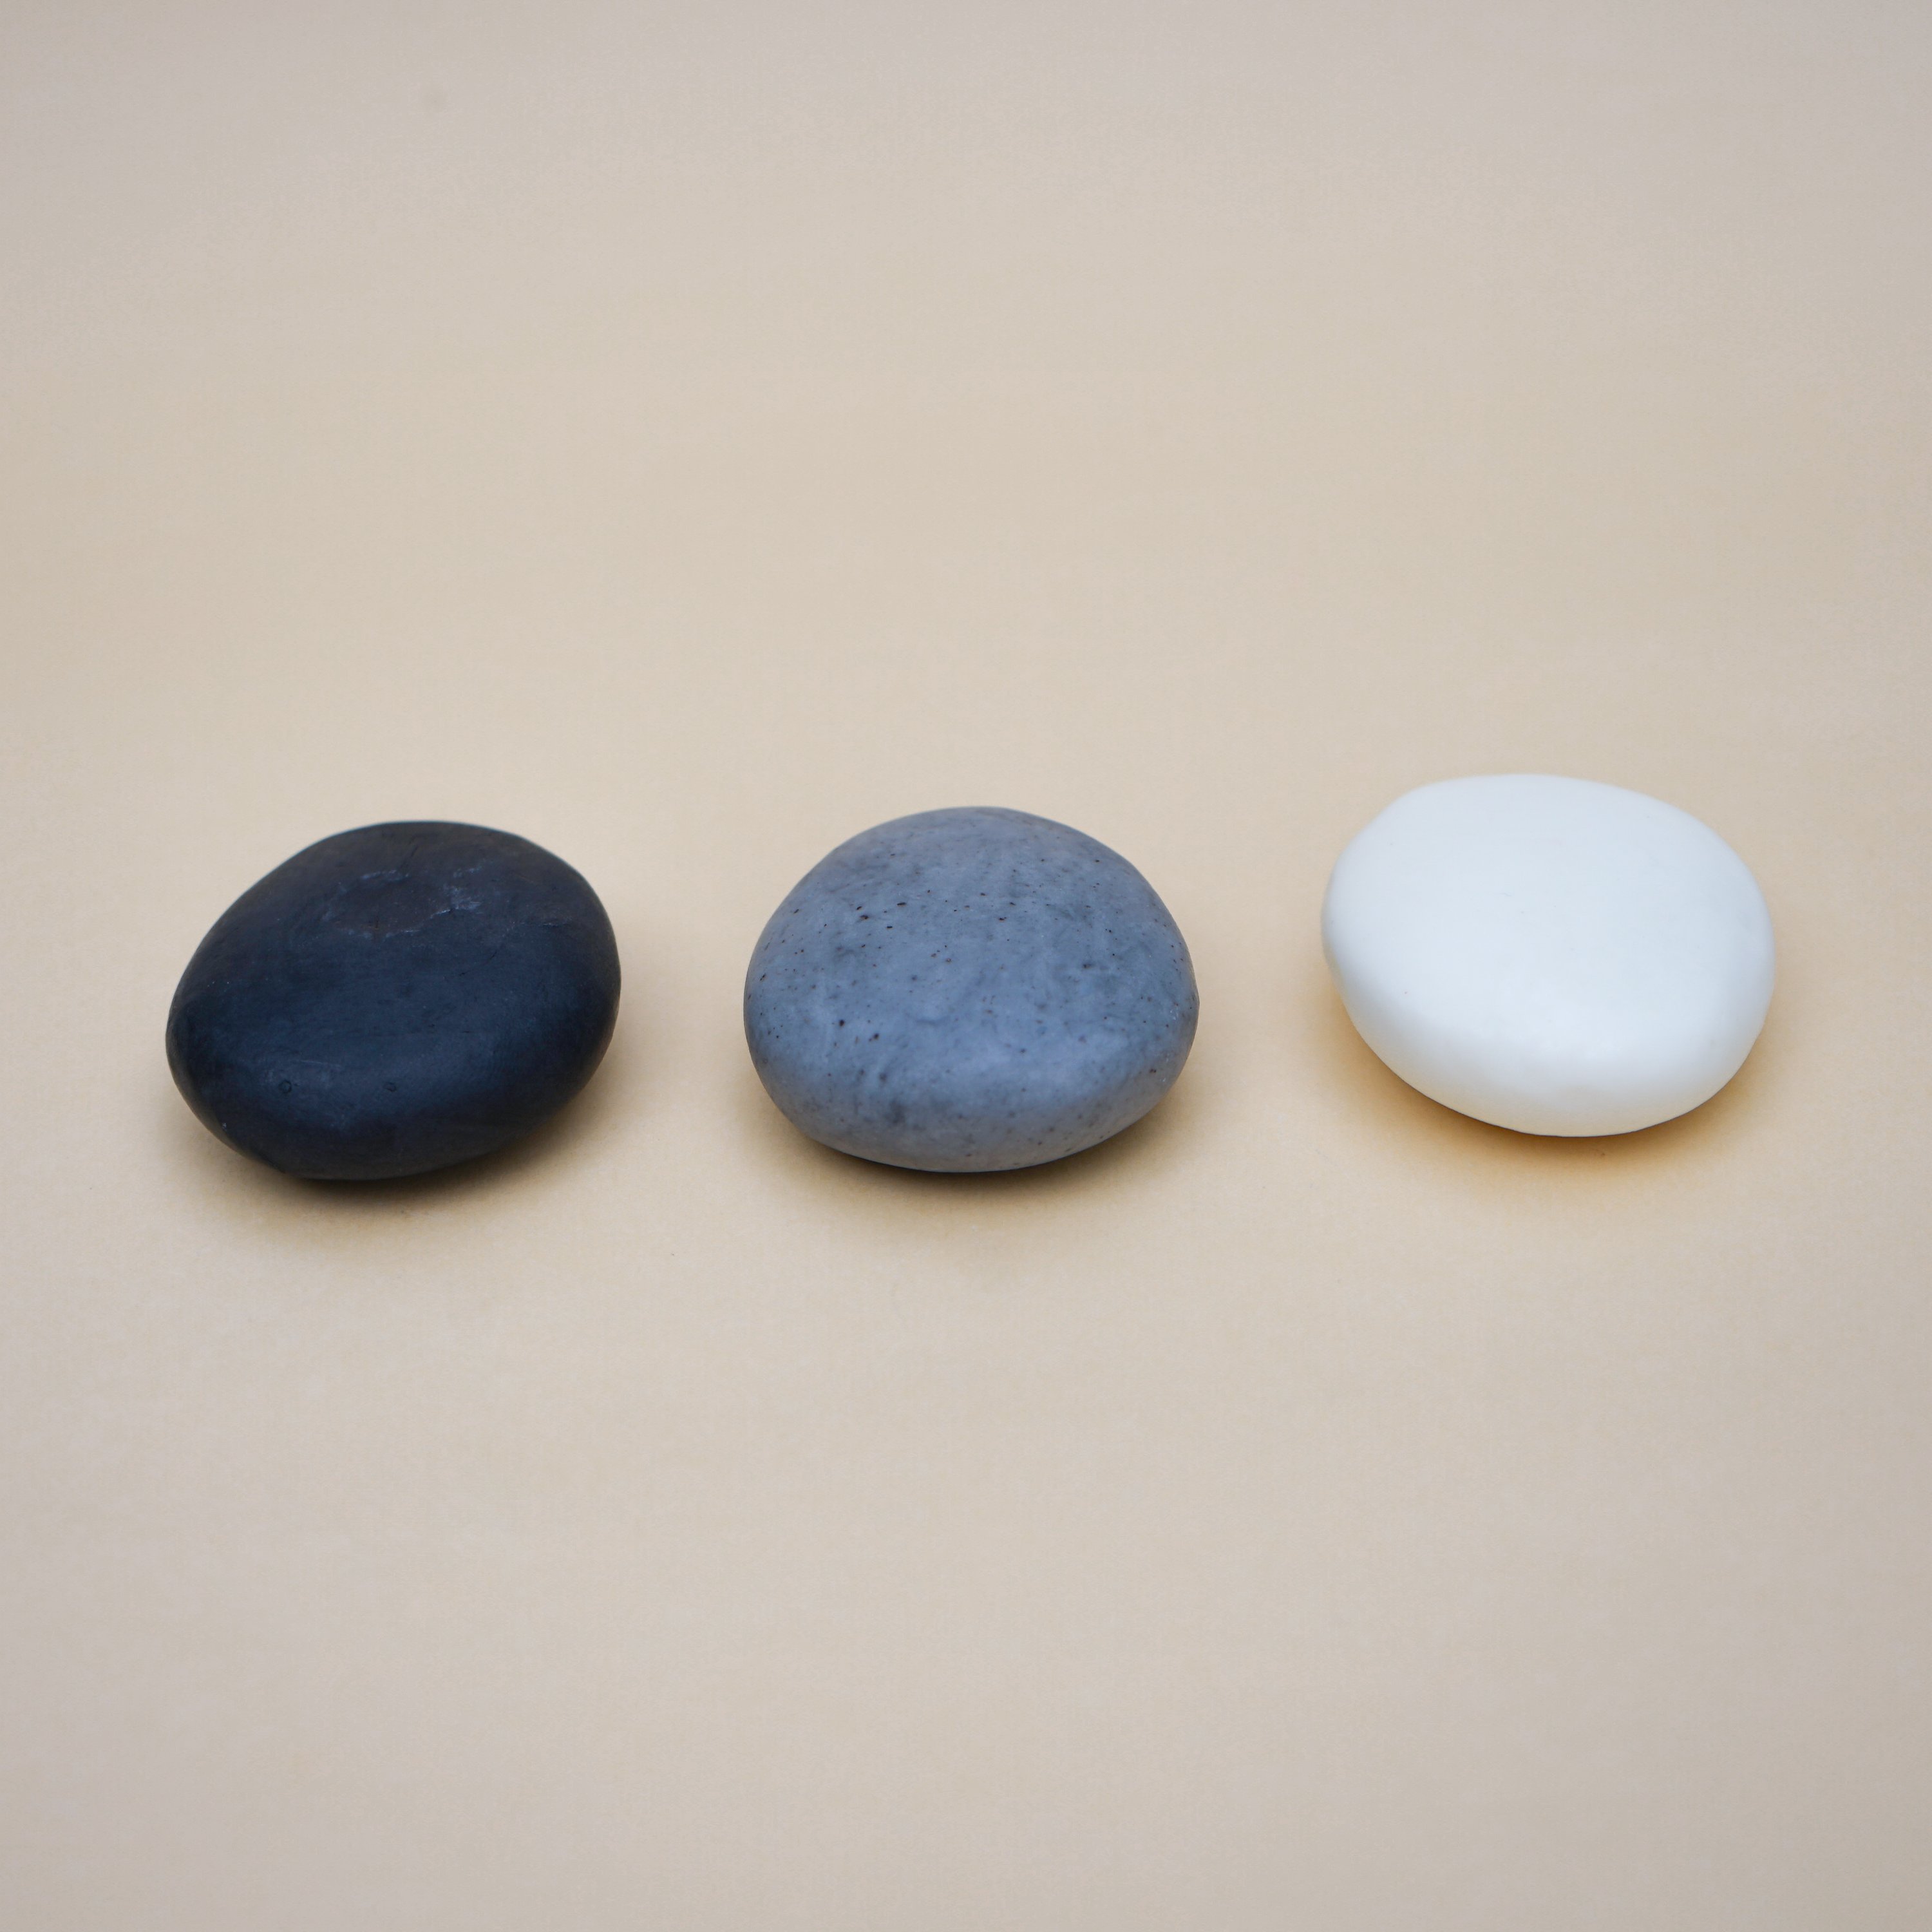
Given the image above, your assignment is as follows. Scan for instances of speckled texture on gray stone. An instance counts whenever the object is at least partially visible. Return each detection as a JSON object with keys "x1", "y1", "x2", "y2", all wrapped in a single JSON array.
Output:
[{"x1": 744, "y1": 807, "x2": 1198, "y2": 1172}]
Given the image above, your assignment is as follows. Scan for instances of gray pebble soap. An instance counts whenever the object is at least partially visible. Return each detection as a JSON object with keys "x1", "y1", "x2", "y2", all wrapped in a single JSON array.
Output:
[
  {"x1": 744, "y1": 807, "x2": 1198, "y2": 1172},
  {"x1": 167, "y1": 822, "x2": 620, "y2": 1180}
]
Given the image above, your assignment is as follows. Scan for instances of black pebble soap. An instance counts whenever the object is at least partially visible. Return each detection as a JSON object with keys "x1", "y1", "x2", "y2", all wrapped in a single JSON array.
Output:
[{"x1": 167, "y1": 822, "x2": 621, "y2": 1180}]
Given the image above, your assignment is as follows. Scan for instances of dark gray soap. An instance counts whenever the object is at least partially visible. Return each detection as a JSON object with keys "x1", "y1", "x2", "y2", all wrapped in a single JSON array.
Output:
[
  {"x1": 167, "y1": 822, "x2": 620, "y2": 1181},
  {"x1": 744, "y1": 807, "x2": 1198, "y2": 1172}
]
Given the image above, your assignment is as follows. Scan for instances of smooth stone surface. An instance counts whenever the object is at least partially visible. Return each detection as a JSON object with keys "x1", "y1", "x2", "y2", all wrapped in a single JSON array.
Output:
[
  {"x1": 745, "y1": 807, "x2": 1198, "y2": 1172},
  {"x1": 1323, "y1": 775, "x2": 1776, "y2": 1136},
  {"x1": 167, "y1": 822, "x2": 621, "y2": 1180}
]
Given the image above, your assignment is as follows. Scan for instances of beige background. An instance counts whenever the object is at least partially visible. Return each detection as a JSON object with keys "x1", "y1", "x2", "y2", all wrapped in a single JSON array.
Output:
[{"x1": 4, "y1": 3, "x2": 1929, "y2": 1927}]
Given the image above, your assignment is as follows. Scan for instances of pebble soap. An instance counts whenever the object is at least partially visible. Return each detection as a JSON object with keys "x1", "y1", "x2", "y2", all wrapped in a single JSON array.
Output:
[
  {"x1": 167, "y1": 823, "x2": 621, "y2": 1180},
  {"x1": 1322, "y1": 775, "x2": 1775, "y2": 1137},
  {"x1": 745, "y1": 807, "x2": 1199, "y2": 1172}
]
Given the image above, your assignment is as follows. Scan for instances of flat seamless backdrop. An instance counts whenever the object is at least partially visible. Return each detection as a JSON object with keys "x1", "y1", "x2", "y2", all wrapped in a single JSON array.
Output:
[{"x1": 3, "y1": 3, "x2": 1929, "y2": 1929}]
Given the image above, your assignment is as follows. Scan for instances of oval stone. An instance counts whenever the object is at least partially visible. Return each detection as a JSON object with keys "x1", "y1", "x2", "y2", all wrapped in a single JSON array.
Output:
[
  {"x1": 167, "y1": 822, "x2": 621, "y2": 1180},
  {"x1": 1322, "y1": 775, "x2": 1775, "y2": 1136},
  {"x1": 744, "y1": 807, "x2": 1198, "y2": 1172}
]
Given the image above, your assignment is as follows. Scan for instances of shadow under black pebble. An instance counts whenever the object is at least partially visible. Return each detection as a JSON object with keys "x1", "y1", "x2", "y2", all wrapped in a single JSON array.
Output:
[{"x1": 166, "y1": 821, "x2": 621, "y2": 1182}]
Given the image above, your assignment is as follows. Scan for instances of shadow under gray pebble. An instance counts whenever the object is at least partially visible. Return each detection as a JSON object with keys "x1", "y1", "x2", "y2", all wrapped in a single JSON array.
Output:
[{"x1": 744, "y1": 806, "x2": 1198, "y2": 1173}]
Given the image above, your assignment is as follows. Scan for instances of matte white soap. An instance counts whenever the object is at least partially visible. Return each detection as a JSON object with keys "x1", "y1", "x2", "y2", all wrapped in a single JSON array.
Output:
[{"x1": 1322, "y1": 775, "x2": 1775, "y2": 1136}]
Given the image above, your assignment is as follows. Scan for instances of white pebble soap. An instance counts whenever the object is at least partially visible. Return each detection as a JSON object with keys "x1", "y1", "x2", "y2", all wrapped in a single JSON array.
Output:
[{"x1": 1322, "y1": 775, "x2": 1775, "y2": 1136}]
